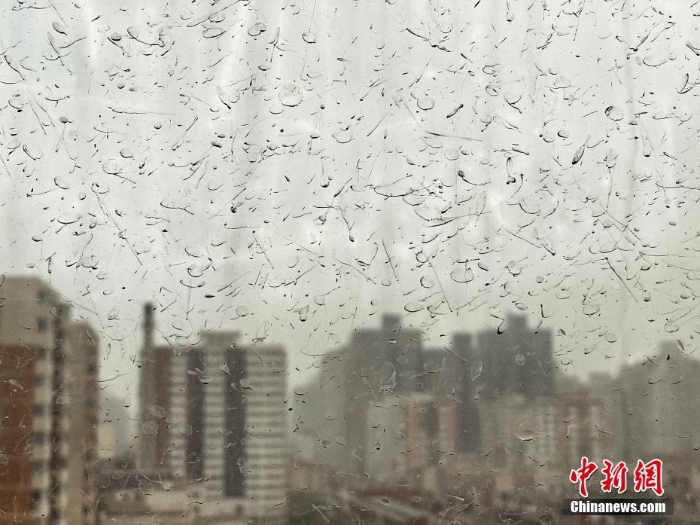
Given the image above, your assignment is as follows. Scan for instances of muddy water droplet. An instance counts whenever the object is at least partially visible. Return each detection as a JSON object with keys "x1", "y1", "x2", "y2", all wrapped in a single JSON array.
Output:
[
  {"x1": 142, "y1": 421, "x2": 158, "y2": 436},
  {"x1": 209, "y1": 11, "x2": 225, "y2": 23},
  {"x1": 471, "y1": 360, "x2": 483, "y2": 381},
  {"x1": 378, "y1": 362, "x2": 397, "y2": 394},
  {"x1": 8, "y1": 97, "x2": 25, "y2": 111},
  {"x1": 417, "y1": 96, "x2": 435, "y2": 110},
  {"x1": 605, "y1": 332, "x2": 617, "y2": 343},
  {"x1": 102, "y1": 159, "x2": 121, "y2": 175},
  {"x1": 297, "y1": 305, "x2": 309, "y2": 322},
  {"x1": 333, "y1": 130, "x2": 353, "y2": 144},
  {"x1": 517, "y1": 428, "x2": 539, "y2": 442},
  {"x1": 604, "y1": 149, "x2": 618, "y2": 169},
  {"x1": 52, "y1": 21, "x2": 67, "y2": 34},
  {"x1": 8, "y1": 379, "x2": 23, "y2": 392},
  {"x1": 572, "y1": 143, "x2": 586, "y2": 165},
  {"x1": 107, "y1": 307, "x2": 119, "y2": 320},
  {"x1": 604, "y1": 106, "x2": 624, "y2": 121},
  {"x1": 450, "y1": 267, "x2": 474, "y2": 283},
  {"x1": 665, "y1": 321, "x2": 679, "y2": 333},
  {"x1": 0, "y1": 454, "x2": 8, "y2": 469},
  {"x1": 506, "y1": 261, "x2": 522, "y2": 276},
  {"x1": 583, "y1": 304, "x2": 600, "y2": 316},
  {"x1": 404, "y1": 301, "x2": 423, "y2": 313},
  {"x1": 269, "y1": 102, "x2": 284, "y2": 115},
  {"x1": 302, "y1": 31, "x2": 317, "y2": 43},
  {"x1": 236, "y1": 306, "x2": 249, "y2": 317},
  {"x1": 248, "y1": 22, "x2": 266, "y2": 36},
  {"x1": 278, "y1": 83, "x2": 302, "y2": 107},
  {"x1": 58, "y1": 212, "x2": 81, "y2": 225},
  {"x1": 515, "y1": 354, "x2": 525, "y2": 366},
  {"x1": 150, "y1": 405, "x2": 167, "y2": 419}
]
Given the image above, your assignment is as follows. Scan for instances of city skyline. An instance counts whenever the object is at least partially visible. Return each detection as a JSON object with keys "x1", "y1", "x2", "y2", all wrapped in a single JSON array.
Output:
[
  {"x1": 2, "y1": 0, "x2": 700, "y2": 521},
  {"x1": 4, "y1": 270, "x2": 696, "y2": 423},
  {"x1": 3, "y1": 274, "x2": 699, "y2": 524}
]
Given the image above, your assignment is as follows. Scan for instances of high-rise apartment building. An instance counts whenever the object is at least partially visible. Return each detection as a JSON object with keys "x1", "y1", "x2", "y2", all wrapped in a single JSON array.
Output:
[
  {"x1": 0, "y1": 276, "x2": 98, "y2": 525},
  {"x1": 137, "y1": 309, "x2": 289, "y2": 525},
  {"x1": 365, "y1": 393, "x2": 457, "y2": 488},
  {"x1": 475, "y1": 314, "x2": 554, "y2": 400},
  {"x1": 294, "y1": 313, "x2": 555, "y2": 479},
  {"x1": 621, "y1": 340, "x2": 700, "y2": 466},
  {"x1": 199, "y1": 332, "x2": 288, "y2": 524},
  {"x1": 137, "y1": 303, "x2": 174, "y2": 474},
  {"x1": 478, "y1": 388, "x2": 611, "y2": 484}
]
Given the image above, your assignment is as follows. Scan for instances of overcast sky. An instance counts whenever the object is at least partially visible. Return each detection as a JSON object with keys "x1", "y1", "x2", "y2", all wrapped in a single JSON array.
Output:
[{"x1": 1, "y1": 0, "x2": 699, "y2": 411}]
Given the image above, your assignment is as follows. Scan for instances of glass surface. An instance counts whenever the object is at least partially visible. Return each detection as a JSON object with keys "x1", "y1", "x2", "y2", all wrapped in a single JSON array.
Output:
[{"x1": 0, "y1": 0, "x2": 699, "y2": 524}]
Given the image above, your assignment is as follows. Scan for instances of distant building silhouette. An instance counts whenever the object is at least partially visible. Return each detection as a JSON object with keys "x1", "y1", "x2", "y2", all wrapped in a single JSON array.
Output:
[
  {"x1": 293, "y1": 312, "x2": 555, "y2": 484},
  {"x1": 475, "y1": 314, "x2": 554, "y2": 400},
  {"x1": 294, "y1": 314, "x2": 425, "y2": 474},
  {"x1": 453, "y1": 314, "x2": 555, "y2": 454},
  {"x1": 365, "y1": 393, "x2": 457, "y2": 489},
  {"x1": 0, "y1": 276, "x2": 98, "y2": 525},
  {"x1": 136, "y1": 308, "x2": 289, "y2": 525},
  {"x1": 620, "y1": 340, "x2": 700, "y2": 467}
]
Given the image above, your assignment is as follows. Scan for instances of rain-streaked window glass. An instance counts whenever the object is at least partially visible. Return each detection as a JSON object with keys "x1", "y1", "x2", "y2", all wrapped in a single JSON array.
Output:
[{"x1": 0, "y1": 0, "x2": 698, "y2": 524}]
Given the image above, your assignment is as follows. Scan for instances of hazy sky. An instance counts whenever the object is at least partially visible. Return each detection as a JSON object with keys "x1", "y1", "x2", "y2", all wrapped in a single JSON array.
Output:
[{"x1": 1, "y1": 0, "x2": 699, "y2": 408}]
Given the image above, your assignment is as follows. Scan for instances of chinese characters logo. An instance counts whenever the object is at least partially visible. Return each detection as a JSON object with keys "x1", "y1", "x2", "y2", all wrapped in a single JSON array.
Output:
[{"x1": 570, "y1": 458, "x2": 663, "y2": 497}]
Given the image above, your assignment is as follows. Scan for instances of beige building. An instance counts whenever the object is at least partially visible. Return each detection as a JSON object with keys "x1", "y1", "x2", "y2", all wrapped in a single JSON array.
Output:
[
  {"x1": 98, "y1": 487, "x2": 200, "y2": 525},
  {"x1": 479, "y1": 389, "x2": 612, "y2": 490},
  {"x1": 0, "y1": 275, "x2": 98, "y2": 525},
  {"x1": 364, "y1": 393, "x2": 457, "y2": 491}
]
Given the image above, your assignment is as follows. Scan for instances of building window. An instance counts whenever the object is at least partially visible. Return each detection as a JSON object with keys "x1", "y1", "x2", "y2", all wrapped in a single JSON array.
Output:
[{"x1": 30, "y1": 490, "x2": 40, "y2": 510}]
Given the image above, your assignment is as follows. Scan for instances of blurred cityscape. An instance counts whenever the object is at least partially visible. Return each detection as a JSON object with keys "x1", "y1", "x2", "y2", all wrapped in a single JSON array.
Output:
[{"x1": 1, "y1": 275, "x2": 700, "y2": 524}]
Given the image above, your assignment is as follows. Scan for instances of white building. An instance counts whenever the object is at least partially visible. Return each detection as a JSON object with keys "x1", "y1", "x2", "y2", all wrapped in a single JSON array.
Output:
[
  {"x1": 137, "y1": 318, "x2": 290, "y2": 525},
  {"x1": 198, "y1": 332, "x2": 289, "y2": 525}
]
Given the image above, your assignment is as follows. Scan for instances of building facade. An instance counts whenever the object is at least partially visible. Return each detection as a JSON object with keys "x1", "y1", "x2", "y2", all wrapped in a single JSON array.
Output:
[
  {"x1": 0, "y1": 276, "x2": 98, "y2": 525},
  {"x1": 137, "y1": 311, "x2": 289, "y2": 525}
]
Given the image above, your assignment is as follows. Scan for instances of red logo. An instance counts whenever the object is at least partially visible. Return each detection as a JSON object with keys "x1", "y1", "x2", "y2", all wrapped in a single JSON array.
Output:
[
  {"x1": 569, "y1": 458, "x2": 663, "y2": 497},
  {"x1": 633, "y1": 459, "x2": 664, "y2": 496},
  {"x1": 600, "y1": 460, "x2": 628, "y2": 494},
  {"x1": 569, "y1": 457, "x2": 598, "y2": 497}
]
